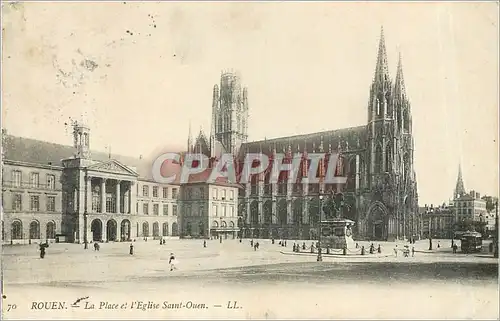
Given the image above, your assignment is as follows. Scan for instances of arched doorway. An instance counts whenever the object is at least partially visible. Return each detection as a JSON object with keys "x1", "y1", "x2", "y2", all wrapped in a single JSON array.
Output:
[
  {"x1": 46, "y1": 221, "x2": 56, "y2": 239},
  {"x1": 107, "y1": 219, "x2": 117, "y2": 241},
  {"x1": 91, "y1": 219, "x2": 103, "y2": 241},
  {"x1": 29, "y1": 221, "x2": 40, "y2": 239},
  {"x1": 367, "y1": 203, "x2": 388, "y2": 241},
  {"x1": 162, "y1": 222, "x2": 169, "y2": 236},
  {"x1": 142, "y1": 222, "x2": 149, "y2": 237},
  {"x1": 186, "y1": 222, "x2": 192, "y2": 236},
  {"x1": 263, "y1": 201, "x2": 272, "y2": 224},
  {"x1": 171, "y1": 222, "x2": 178, "y2": 236},
  {"x1": 153, "y1": 222, "x2": 159, "y2": 237},
  {"x1": 121, "y1": 219, "x2": 131, "y2": 241},
  {"x1": 278, "y1": 199, "x2": 287, "y2": 226}
]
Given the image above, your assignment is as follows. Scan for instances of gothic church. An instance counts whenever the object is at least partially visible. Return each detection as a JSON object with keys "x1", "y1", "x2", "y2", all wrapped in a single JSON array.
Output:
[{"x1": 189, "y1": 29, "x2": 419, "y2": 241}]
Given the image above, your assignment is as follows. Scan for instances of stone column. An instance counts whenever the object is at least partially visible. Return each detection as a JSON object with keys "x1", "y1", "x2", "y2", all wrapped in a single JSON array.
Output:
[
  {"x1": 123, "y1": 183, "x2": 129, "y2": 214},
  {"x1": 86, "y1": 176, "x2": 92, "y2": 213},
  {"x1": 101, "y1": 178, "x2": 107, "y2": 213},
  {"x1": 130, "y1": 181, "x2": 137, "y2": 214},
  {"x1": 102, "y1": 220, "x2": 107, "y2": 242},
  {"x1": 116, "y1": 180, "x2": 121, "y2": 214},
  {"x1": 116, "y1": 221, "x2": 122, "y2": 241}
]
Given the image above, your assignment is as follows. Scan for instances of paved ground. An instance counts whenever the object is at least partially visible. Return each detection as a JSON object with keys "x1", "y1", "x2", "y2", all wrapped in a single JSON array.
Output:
[{"x1": 2, "y1": 238, "x2": 498, "y2": 319}]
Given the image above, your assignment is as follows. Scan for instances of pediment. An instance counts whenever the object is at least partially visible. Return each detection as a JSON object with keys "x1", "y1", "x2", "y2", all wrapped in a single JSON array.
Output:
[{"x1": 87, "y1": 160, "x2": 138, "y2": 176}]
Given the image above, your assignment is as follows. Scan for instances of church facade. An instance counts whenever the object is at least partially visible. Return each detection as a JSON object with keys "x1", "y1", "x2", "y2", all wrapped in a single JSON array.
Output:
[{"x1": 190, "y1": 29, "x2": 420, "y2": 241}]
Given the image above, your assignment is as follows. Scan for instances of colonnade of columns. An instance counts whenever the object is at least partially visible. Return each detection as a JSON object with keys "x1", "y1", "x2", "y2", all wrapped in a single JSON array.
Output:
[{"x1": 85, "y1": 176, "x2": 136, "y2": 214}]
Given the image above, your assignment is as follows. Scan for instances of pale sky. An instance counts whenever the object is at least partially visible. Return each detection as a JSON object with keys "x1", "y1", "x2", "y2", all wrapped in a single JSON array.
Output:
[{"x1": 2, "y1": 1, "x2": 498, "y2": 205}]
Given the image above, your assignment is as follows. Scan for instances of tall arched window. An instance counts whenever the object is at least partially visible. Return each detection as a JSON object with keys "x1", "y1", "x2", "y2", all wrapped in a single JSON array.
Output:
[
  {"x1": 374, "y1": 145, "x2": 383, "y2": 173},
  {"x1": 403, "y1": 109, "x2": 410, "y2": 132},
  {"x1": 385, "y1": 144, "x2": 392, "y2": 172},
  {"x1": 12, "y1": 221, "x2": 22, "y2": 239},
  {"x1": 29, "y1": 221, "x2": 40, "y2": 239}
]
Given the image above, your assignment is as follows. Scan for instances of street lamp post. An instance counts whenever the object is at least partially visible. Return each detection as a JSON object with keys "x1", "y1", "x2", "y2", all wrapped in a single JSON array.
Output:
[
  {"x1": 84, "y1": 173, "x2": 89, "y2": 250},
  {"x1": 317, "y1": 193, "x2": 324, "y2": 262}
]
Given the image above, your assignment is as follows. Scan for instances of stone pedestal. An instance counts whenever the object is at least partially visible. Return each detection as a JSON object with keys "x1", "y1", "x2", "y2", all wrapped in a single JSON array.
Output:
[{"x1": 320, "y1": 219, "x2": 355, "y2": 249}]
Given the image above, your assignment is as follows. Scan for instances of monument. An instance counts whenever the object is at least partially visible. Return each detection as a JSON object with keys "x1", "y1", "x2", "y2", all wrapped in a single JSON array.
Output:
[{"x1": 321, "y1": 219, "x2": 356, "y2": 249}]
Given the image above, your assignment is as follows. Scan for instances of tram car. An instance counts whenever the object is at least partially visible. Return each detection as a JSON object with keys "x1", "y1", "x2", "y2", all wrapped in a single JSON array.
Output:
[{"x1": 460, "y1": 231, "x2": 483, "y2": 253}]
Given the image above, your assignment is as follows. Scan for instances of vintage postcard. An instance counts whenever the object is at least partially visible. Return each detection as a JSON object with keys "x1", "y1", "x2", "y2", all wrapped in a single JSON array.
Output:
[{"x1": 1, "y1": 1, "x2": 498, "y2": 319}]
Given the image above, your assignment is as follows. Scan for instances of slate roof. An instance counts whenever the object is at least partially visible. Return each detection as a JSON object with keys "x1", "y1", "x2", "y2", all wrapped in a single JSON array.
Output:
[
  {"x1": 238, "y1": 125, "x2": 367, "y2": 158},
  {"x1": 3, "y1": 135, "x2": 153, "y2": 179}
]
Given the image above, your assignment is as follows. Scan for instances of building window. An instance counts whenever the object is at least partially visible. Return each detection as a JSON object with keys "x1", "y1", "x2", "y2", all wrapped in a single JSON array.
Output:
[
  {"x1": 12, "y1": 194, "x2": 22, "y2": 211},
  {"x1": 172, "y1": 188, "x2": 178, "y2": 199},
  {"x1": 172, "y1": 204, "x2": 177, "y2": 216},
  {"x1": 143, "y1": 185, "x2": 149, "y2": 197},
  {"x1": 199, "y1": 187, "x2": 204, "y2": 199},
  {"x1": 46, "y1": 175, "x2": 56, "y2": 189},
  {"x1": 153, "y1": 186, "x2": 158, "y2": 198},
  {"x1": 46, "y1": 222, "x2": 56, "y2": 239},
  {"x1": 163, "y1": 204, "x2": 169, "y2": 216},
  {"x1": 92, "y1": 188, "x2": 101, "y2": 213},
  {"x1": 229, "y1": 206, "x2": 234, "y2": 217},
  {"x1": 163, "y1": 187, "x2": 168, "y2": 199},
  {"x1": 12, "y1": 221, "x2": 22, "y2": 239},
  {"x1": 185, "y1": 205, "x2": 191, "y2": 216},
  {"x1": 143, "y1": 203, "x2": 149, "y2": 215},
  {"x1": 12, "y1": 170, "x2": 22, "y2": 187},
  {"x1": 230, "y1": 190, "x2": 234, "y2": 200},
  {"x1": 213, "y1": 205, "x2": 218, "y2": 217},
  {"x1": 223, "y1": 205, "x2": 227, "y2": 217},
  {"x1": 153, "y1": 204, "x2": 159, "y2": 215},
  {"x1": 30, "y1": 172, "x2": 40, "y2": 188},
  {"x1": 47, "y1": 196, "x2": 56, "y2": 212},
  {"x1": 106, "y1": 194, "x2": 116, "y2": 213},
  {"x1": 29, "y1": 221, "x2": 40, "y2": 239},
  {"x1": 213, "y1": 188, "x2": 218, "y2": 200},
  {"x1": 222, "y1": 190, "x2": 226, "y2": 200},
  {"x1": 186, "y1": 188, "x2": 192, "y2": 199},
  {"x1": 30, "y1": 195, "x2": 40, "y2": 211}
]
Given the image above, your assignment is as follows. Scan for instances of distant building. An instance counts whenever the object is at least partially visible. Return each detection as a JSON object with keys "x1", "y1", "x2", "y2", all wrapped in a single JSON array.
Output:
[
  {"x1": 178, "y1": 180, "x2": 240, "y2": 240},
  {"x1": 421, "y1": 203, "x2": 454, "y2": 238}
]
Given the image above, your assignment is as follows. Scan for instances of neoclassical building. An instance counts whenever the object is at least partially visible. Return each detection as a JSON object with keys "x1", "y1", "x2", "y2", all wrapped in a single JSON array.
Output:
[
  {"x1": 190, "y1": 29, "x2": 419, "y2": 241},
  {"x1": 1, "y1": 124, "x2": 180, "y2": 244}
]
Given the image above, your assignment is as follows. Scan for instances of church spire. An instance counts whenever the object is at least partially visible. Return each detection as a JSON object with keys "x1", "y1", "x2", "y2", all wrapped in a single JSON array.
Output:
[
  {"x1": 394, "y1": 51, "x2": 406, "y2": 98},
  {"x1": 374, "y1": 26, "x2": 390, "y2": 85},
  {"x1": 454, "y1": 163, "x2": 466, "y2": 198},
  {"x1": 187, "y1": 120, "x2": 193, "y2": 153}
]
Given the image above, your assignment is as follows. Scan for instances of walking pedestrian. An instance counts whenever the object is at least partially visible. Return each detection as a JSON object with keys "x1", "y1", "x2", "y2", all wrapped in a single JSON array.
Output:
[
  {"x1": 377, "y1": 244, "x2": 381, "y2": 253},
  {"x1": 412, "y1": 246, "x2": 415, "y2": 257},
  {"x1": 129, "y1": 243, "x2": 134, "y2": 255},
  {"x1": 169, "y1": 253, "x2": 178, "y2": 271},
  {"x1": 203, "y1": 240, "x2": 207, "y2": 248},
  {"x1": 394, "y1": 245, "x2": 398, "y2": 257}
]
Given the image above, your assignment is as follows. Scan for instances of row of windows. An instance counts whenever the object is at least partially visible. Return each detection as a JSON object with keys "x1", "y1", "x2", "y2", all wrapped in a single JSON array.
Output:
[
  {"x1": 10, "y1": 171, "x2": 56, "y2": 189},
  {"x1": 211, "y1": 204, "x2": 235, "y2": 217},
  {"x1": 8, "y1": 220, "x2": 56, "y2": 240},
  {"x1": 211, "y1": 188, "x2": 234, "y2": 200},
  {"x1": 140, "y1": 185, "x2": 178, "y2": 199},
  {"x1": 138, "y1": 203, "x2": 178, "y2": 216},
  {"x1": 11, "y1": 194, "x2": 56, "y2": 212},
  {"x1": 455, "y1": 201, "x2": 486, "y2": 208}
]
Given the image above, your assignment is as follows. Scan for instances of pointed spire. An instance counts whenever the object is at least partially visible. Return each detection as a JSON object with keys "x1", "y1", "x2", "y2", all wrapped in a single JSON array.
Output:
[
  {"x1": 374, "y1": 26, "x2": 390, "y2": 85},
  {"x1": 187, "y1": 120, "x2": 193, "y2": 153},
  {"x1": 454, "y1": 163, "x2": 466, "y2": 198},
  {"x1": 394, "y1": 51, "x2": 406, "y2": 98}
]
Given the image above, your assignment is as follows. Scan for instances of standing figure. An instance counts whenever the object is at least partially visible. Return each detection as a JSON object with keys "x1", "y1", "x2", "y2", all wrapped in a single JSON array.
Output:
[
  {"x1": 39, "y1": 243, "x2": 47, "y2": 259},
  {"x1": 203, "y1": 240, "x2": 207, "y2": 248},
  {"x1": 412, "y1": 246, "x2": 415, "y2": 257},
  {"x1": 394, "y1": 245, "x2": 398, "y2": 257},
  {"x1": 250, "y1": 239, "x2": 254, "y2": 247},
  {"x1": 377, "y1": 244, "x2": 381, "y2": 253},
  {"x1": 361, "y1": 246, "x2": 365, "y2": 255},
  {"x1": 437, "y1": 241, "x2": 441, "y2": 248},
  {"x1": 129, "y1": 243, "x2": 134, "y2": 255},
  {"x1": 169, "y1": 253, "x2": 177, "y2": 271}
]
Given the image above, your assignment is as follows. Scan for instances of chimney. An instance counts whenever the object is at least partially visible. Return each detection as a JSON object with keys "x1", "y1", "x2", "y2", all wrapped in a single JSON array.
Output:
[{"x1": 476, "y1": 192, "x2": 480, "y2": 199}]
